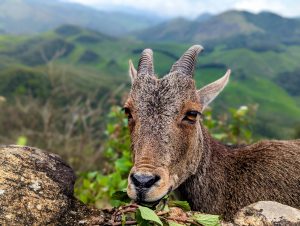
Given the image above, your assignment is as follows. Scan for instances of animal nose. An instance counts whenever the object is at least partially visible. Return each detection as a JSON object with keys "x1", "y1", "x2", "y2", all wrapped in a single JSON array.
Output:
[{"x1": 130, "y1": 173, "x2": 160, "y2": 189}]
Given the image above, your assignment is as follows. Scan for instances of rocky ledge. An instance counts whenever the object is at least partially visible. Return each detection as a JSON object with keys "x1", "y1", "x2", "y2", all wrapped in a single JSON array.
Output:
[
  {"x1": 0, "y1": 145, "x2": 108, "y2": 225},
  {"x1": 0, "y1": 145, "x2": 299, "y2": 225}
]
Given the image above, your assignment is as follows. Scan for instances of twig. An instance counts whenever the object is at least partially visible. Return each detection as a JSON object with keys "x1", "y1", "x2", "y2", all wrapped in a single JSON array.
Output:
[
  {"x1": 156, "y1": 210, "x2": 169, "y2": 216},
  {"x1": 111, "y1": 204, "x2": 139, "y2": 224}
]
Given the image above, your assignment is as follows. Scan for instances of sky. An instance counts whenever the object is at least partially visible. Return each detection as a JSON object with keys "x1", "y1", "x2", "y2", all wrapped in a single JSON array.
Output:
[{"x1": 63, "y1": 0, "x2": 300, "y2": 18}]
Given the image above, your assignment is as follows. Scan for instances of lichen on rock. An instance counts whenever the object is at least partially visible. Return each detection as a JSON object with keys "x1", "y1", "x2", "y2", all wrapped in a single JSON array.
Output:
[
  {"x1": 233, "y1": 201, "x2": 300, "y2": 226},
  {"x1": 0, "y1": 145, "x2": 106, "y2": 225}
]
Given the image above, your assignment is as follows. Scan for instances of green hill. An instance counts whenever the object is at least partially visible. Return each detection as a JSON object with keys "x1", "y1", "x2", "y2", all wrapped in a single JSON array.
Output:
[{"x1": 0, "y1": 25, "x2": 300, "y2": 139}]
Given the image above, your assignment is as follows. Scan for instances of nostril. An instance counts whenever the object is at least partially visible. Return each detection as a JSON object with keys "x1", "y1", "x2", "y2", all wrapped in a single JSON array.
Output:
[
  {"x1": 145, "y1": 175, "x2": 160, "y2": 188},
  {"x1": 130, "y1": 174, "x2": 141, "y2": 187},
  {"x1": 131, "y1": 173, "x2": 160, "y2": 188}
]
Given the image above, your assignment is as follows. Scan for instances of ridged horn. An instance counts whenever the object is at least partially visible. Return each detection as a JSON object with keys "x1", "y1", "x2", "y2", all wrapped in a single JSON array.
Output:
[
  {"x1": 170, "y1": 45, "x2": 204, "y2": 77},
  {"x1": 137, "y1": 48, "x2": 154, "y2": 76}
]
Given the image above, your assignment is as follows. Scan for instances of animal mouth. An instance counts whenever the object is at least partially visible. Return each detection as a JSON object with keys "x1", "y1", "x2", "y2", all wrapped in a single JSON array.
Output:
[
  {"x1": 136, "y1": 199, "x2": 161, "y2": 208},
  {"x1": 136, "y1": 186, "x2": 173, "y2": 206}
]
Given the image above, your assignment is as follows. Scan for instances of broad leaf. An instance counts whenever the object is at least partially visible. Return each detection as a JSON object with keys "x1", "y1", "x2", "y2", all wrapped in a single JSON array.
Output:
[
  {"x1": 169, "y1": 200, "x2": 191, "y2": 211},
  {"x1": 136, "y1": 209, "x2": 151, "y2": 226},
  {"x1": 138, "y1": 205, "x2": 163, "y2": 226},
  {"x1": 193, "y1": 213, "x2": 221, "y2": 226},
  {"x1": 168, "y1": 221, "x2": 185, "y2": 226}
]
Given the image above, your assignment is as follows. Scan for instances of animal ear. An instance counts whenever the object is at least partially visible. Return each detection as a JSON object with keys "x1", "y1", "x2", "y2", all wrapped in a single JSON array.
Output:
[
  {"x1": 197, "y1": 69, "x2": 231, "y2": 111},
  {"x1": 170, "y1": 45, "x2": 204, "y2": 77},
  {"x1": 128, "y1": 59, "x2": 137, "y2": 82},
  {"x1": 137, "y1": 48, "x2": 154, "y2": 76}
]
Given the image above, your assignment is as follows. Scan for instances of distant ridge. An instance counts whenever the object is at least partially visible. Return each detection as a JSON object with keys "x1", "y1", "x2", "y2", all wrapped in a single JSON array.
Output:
[
  {"x1": 195, "y1": 13, "x2": 213, "y2": 22},
  {"x1": 0, "y1": 0, "x2": 162, "y2": 36},
  {"x1": 133, "y1": 10, "x2": 300, "y2": 46}
]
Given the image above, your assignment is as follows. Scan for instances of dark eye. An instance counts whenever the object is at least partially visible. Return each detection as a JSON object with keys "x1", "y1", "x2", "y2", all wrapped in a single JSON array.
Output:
[
  {"x1": 123, "y1": 107, "x2": 133, "y2": 120},
  {"x1": 183, "y1": 111, "x2": 200, "y2": 124}
]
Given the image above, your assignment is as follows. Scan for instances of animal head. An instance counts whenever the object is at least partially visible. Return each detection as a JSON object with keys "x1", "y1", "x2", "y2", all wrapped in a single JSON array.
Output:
[{"x1": 125, "y1": 45, "x2": 230, "y2": 203}]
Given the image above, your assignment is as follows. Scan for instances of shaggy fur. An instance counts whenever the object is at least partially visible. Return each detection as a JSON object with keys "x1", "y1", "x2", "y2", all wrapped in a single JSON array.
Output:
[
  {"x1": 178, "y1": 126, "x2": 300, "y2": 220},
  {"x1": 126, "y1": 46, "x2": 300, "y2": 220}
]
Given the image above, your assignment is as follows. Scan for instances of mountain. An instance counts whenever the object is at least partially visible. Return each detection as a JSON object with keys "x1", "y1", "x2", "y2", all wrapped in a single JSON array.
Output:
[
  {"x1": 195, "y1": 13, "x2": 213, "y2": 22},
  {"x1": 0, "y1": 24, "x2": 300, "y2": 139},
  {"x1": 0, "y1": 0, "x2": 162, "y2": 36},
  {"x1": 133, "y1": 10, "x2": 300, "y2": 46}
]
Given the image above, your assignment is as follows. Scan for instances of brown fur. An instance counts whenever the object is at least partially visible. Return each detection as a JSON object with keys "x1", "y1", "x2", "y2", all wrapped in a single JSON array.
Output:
[
  {"x1": 126, "y1": 46, "x2": 300, "y2": 220},
  {"x1": 178, "y1": 126, "x2": 300, "y2": 220}
]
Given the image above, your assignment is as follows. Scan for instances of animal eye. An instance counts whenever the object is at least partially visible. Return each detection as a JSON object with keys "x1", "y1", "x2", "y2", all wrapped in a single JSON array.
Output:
[
  {"x1": 123, "y1": 107, "x2": 133, "y2": 120},
  {"x1": 183, "y1": 111, "x2": 200, "y2": 124}
]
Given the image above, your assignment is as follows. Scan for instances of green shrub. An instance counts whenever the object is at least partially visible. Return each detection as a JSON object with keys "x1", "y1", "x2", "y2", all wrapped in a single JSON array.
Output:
[
  {"x1": 204, "y1": 105, "x2": 256, "y2": 144},
  {"x1": 75, "y1": 106, "x2": 132, "y2": 208}
]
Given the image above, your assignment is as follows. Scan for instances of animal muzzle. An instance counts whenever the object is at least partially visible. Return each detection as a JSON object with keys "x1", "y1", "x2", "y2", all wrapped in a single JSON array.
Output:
[
  {"x1": 131, "y1": 173, "x2": 161, "y2": 189},
  {"x1": 127, "y1": 166, "x2": 171, "y2": 203}
]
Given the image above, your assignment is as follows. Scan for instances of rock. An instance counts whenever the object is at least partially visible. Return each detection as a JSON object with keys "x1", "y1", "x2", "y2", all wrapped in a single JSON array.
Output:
[
  {"x1": 221, "y1": 222, "x2": 235, "y2": 226},
  {"x1": 1, "y1": 145, "x2": 300, "y2": 225},
  {"x1": 233, "y1": 201, "x2": 300, "y2": 226},
  {"x1": 0, "y1": 145, "x2": 108, "y2": 225}
]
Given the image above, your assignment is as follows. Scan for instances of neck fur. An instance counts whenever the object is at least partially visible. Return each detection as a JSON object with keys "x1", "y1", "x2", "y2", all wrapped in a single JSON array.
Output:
[{"x1": 177, "y1": 124, "x2": 229, "y2": 214}]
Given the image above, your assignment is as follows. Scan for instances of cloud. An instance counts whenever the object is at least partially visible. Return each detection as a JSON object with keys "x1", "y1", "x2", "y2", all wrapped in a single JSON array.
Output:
[
  {"x1": 63, "y1": 0, "x2": 300, "y2": 18},
  {"x1": 234, "y1": 0, "x2": 300, "y2": 16}
]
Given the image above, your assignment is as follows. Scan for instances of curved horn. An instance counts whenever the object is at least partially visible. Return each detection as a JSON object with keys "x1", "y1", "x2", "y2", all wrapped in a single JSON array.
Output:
[
  {"x1": 170, "y1": 45, "x2": 204, "y2": 77},
  {"x1": 137, "y1": 48, "x2": 154, "y2": 76}
]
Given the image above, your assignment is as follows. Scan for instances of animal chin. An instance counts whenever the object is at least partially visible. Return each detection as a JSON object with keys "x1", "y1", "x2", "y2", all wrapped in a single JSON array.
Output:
[
  {"x1": 136, "y1": 198, "x2": 161, "y2": 207},
  {"x1": 136, "y1": 186, "x2": 173, "y2": 204}
]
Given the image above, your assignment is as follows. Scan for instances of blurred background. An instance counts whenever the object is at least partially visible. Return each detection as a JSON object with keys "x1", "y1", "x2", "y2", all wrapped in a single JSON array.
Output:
[{"x1": 0, "y1": 0, "x2": 300, "y2": 207}]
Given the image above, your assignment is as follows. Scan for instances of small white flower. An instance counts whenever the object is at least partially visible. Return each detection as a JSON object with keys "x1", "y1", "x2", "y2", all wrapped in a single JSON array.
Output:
[{"x1": 239, "y1": 106, "x2": 248, "y2": 111}]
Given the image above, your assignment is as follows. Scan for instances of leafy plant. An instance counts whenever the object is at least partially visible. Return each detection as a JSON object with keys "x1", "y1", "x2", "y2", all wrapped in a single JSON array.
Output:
[
  {"x1": 204, "y1": 105, "x2": 256, "y2": 144},
  {"x1": 109, "y1": 191, "x2": 221, "y2": 226},
  {"x1": 74, "y1": 106, "x2": 132, "y2": 208}
]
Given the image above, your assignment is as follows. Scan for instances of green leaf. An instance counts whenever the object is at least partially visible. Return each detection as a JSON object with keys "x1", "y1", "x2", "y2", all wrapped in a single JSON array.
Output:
[
  {"x1": 111, "y1": 190, "x2": 131, "y2": 203},
  {"x1": 87, "y1": 171, "x2": 98, "y2": 179},
  {"x1": 115, "y1": 157, "x2": 132, "y2": 174},
  {"x1": 79, "y1": 193, "x2": 88, "y2": 203},
  {"x1": 169, "y1": 201, "x2": 191, "y2": 211},
  {"x1": 212, "y1": 133, "x2": 227, "y2": 140},
  {"x1": 136, "y1": 209, "x2": 150, "y2": 226},
  {"x1": 17, "y1": 136, "x2": 27, "y2": 146},
  {"x1": 193, "y1": 213, "x2": 221, "y2": 226},
  {"x1": 106, "y1": 123, "x2": 115, "y2": 134},
  {"x1": 138, "y1": 205, "x2": 163, "y2": 226},
  {"x1": 168, "y1": 221, "x2": 186, "y2": 226}
]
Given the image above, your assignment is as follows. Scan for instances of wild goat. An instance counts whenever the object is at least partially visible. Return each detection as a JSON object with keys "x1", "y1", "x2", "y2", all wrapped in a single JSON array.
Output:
[{"x1": 124, "y1": 45, "x2": 300, "y2": 220}]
